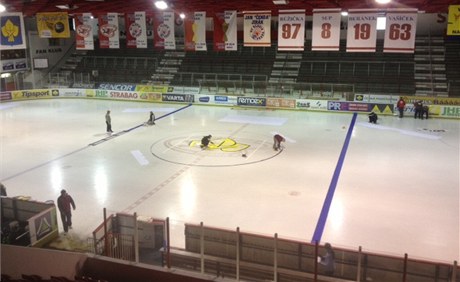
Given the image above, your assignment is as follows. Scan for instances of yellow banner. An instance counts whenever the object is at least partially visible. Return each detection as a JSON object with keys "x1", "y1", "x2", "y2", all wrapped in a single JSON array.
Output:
[
  {"x1": 36, "y1": 12, "x2": 70, "y2": 38},
  {"x1": 135, "y1": 85, "x2": 169, "y2": 93},
  {"x1": 447, "y1": 5, "x2": 460, "y2": 35},
  {"x1": 12, "y1": 89, "x2": 51, "y2": 100}
]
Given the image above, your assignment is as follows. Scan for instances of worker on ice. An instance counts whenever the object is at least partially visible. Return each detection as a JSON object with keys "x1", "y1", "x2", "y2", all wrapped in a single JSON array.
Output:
[
  {"x1": 200, "y1": 135, "x2": 213, "y2": 149},
  {"x1": 273, "y1": 134, "x2": 285, "y2": 151}
]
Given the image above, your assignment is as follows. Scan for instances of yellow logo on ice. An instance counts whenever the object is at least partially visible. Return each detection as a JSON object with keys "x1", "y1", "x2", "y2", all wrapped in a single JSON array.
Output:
[{"x1": 189, "y1": 138, "x2": 250, "y2": 152}]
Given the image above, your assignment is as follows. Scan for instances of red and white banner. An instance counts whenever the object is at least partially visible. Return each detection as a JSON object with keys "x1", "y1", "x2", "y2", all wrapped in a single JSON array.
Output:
[
  {"x1": 98, "y1": 13, "x2": 119, "y2": 49},
  {"x1": 126, "y1": 11, "x2": 147, "y2": 48},
  {"x1": 384, "y1": 9, "x2": 417, "y2": 53},
  {"x1": 184, "y1": 12, "x2": 207, "y2": 51},
  {"x1": 312, "y1": 9, "x2": 341, "y2": 51},
  {"x1": 278, "y1": 10, "x2": 305, "y2": 51},
  {"x1": 346, "y1": 9, "x2": 378, "y2": 52},
  {"x1": 213, "y1": 11, "x2": 237, "y2": 51},
  {"x1": 75, "y1": 13, "x2": 94, "y2": 50},
  {"x1": 154, "y1": 11, "x2": 175, "y2": 50},
  {"x1": 243, "y1": 11, "x2": 271, "y2": 47}
]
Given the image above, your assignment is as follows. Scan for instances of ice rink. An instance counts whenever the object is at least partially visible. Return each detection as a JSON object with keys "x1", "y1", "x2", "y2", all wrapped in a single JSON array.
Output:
[{"x1": 1, "y1": 98, "x2": 459, "y2": 263}]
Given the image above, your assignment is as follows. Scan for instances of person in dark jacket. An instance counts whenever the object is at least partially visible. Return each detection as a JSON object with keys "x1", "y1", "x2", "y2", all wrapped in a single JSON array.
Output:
[
  {"x1": 200, "y1": 135, "x2": 213, "y2": 149},
  {"x1": 147, "y1": 111, "x2": 156, "y2": 125},
  {"x1": 57, "y1": 189, "x2": 76, "y2": 234},
  {"x1": 368, "y1": 112, "x2": 378, "y2": 124},
  {"x1": 105, "y1": 110, "x2": 113, "y2": 133},
  {"x1": 273, "y1": 134, "x2": 285, "y2": 151}
]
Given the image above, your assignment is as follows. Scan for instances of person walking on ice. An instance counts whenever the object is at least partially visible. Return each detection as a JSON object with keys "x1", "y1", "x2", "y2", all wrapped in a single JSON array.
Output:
[
  {"x1": 273, "y1": 134, "x2": 285, "y2": 151},
  {"x1": 105, "y1": 110, "x2": 113, "y2": 133},
  {"x1": 57, "y1": 189, "x2": 76, "y2": 234}
]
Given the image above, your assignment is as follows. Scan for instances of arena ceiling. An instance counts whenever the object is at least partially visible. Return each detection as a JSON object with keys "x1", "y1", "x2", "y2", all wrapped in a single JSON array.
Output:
[{"x1": 2, "y1": 0, "x2": 459, "y2": 17}]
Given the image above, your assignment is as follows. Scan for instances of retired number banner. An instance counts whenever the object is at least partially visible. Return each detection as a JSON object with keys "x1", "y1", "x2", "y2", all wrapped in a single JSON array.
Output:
[
  {"x1": 184, "y1": 12, "x2": 207, "y2": 51},
  {"x1": 243, "y1": 11, "x2": 271, "y2": 47},
  {"x1": 126, "y1": 11, "x2": 147, "y2": 48},
  {"x1": 99, "y1": 13, "x2": 119, "y2": 49},
  {"x1": 75, "y1": 13, "x2": 94, "y2": 50},
  {"x1": 213, "y1": 11, "x2": 237, "y2": 51},
  {"x1": 346, "y1": 9, "x2": 378, "y2": 52},
  {"x1": 312, "y1": 9, "x2": 341, "y2": 51},
  {"x1": 154, "y1": 12, "x2": 176, "y2": 50},
  {"x1": 278, "y1": 10, "x2": 305, "y2": 51},
  {"x1": 0, "y1": 12, "x2": 27, "y2": 50},
  {"x1": 384, "y1": 9, "x2": 417, "y2": 53}
]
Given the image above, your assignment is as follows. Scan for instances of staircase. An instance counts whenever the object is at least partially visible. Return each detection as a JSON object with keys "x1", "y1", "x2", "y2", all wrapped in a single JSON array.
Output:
[{"x1": 414, "y1": 37, "x2": 448, "y2": 96}]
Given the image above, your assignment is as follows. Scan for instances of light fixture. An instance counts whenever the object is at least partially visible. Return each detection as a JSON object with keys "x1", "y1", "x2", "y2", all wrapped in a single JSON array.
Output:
[
  {"x1": 341, "y1": 11, "x2": 348, "y2": 16},
  {"x1": 273, "y1": 0, "x2": 288, "y2": 4},
  {"x1": 0, "y1": 4, "x2": 6, "y2": 13},
  {"x1": 56, "y1": 4, "x2": 79, "y2": 10},
  {"x1": 375, "y1": 0, "x2": 391, "y2": 4},
  {"x1": 154, "y1": 1, "x2": 168, "y2": 10},
  {"x1": 180, "y1": 13, "x2": 185, "y2": 19},
  {"x1": 1, "y1": 73, "x2": 12, "y2": 78}
]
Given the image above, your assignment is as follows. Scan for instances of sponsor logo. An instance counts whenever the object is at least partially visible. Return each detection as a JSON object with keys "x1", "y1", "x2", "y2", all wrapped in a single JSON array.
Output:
[
  {"x1": 129, "y1": 23, "x2": 142, "y2": 38},
  {"x1": 157, "y1": 23, "x2": 171, "y2": 39},
  {"x1": 199, "y1": 96, "x2": 210, "y2": 103},
  {"x1": 327, "y1": 101, "x2": 343, "y2": 111},
  {"x1": 51, "y1": 89, "x2": 59, "y2": 96},
  {"x1": 110, "y1": 92, "x2": 138, "y2": 99},
  {"x1": 237, "y1": 97, "x2": 266, "y2": 106},
  {"x1": 76, "y1": 24, "x2": 92, "y2": 38},
  {"x1": 215, "y1": 96, "x2": 228, "y2": 102},
  {"x1": 98, "y1": 84, "x2": 136, "y2": 91}
]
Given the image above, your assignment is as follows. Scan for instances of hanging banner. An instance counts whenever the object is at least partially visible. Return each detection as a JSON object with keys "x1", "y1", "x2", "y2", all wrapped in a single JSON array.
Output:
[
  {"x1": 99, "y1": 13, "x2": 119, "y2": 49},
  {"x1": 154, "y1": 11, "x2": 176, "y2": 50},
  {"x1": 36, "y1": 12, "x2": 70, "y2": 38},
  {"x1": 311, "y1": 9, "x2": 341, "y2": 51},
  {"x1": 213, "y1": 11, "x2": 237, "y2": 51},
  {"x1": 184, "y1": 12, "x2": 207, "y2": 51},
  {"x1": 383, "y1": 8, "x2": 417, "y2": 53},
  {"x1": 75, "y1": 13, "x2": 94, "y2": 50},
  {"x1": 277, "y1": 9, "x2": 305, "y2": 51},
  {"x1": 0, "y1": 12, "x2": 27, "y2": 50},
  {"x1": 447, "y1": 5, "x2": 460, "y2": 35},
  {"x1": 126, "y1": 11, "x2": 147, "y2": 48},
  {"x1": 243, "y1": 11, "x2": 271, "y2": 47},
  {"x1": 346, "y1": 9, "x2": 378, "y2": 52}
]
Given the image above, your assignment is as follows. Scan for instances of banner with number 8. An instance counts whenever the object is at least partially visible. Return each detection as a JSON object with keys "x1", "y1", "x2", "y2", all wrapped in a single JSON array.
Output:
[
  {"x1": 384, "y1": 8, "x2": 418, "y2": 53},
  {"x1": 312, "y1": 9, "x2": 342, "y2": 51}
]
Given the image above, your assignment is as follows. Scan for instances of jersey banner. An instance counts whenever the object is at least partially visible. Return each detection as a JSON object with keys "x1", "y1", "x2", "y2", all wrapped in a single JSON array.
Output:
[
  {"x1": 0, "y1": 12, "x2": 27, "y2": 50},
  {"x1": 154, "y1": 11, "x2": 176, "y2": 50},
  {"x1": 126, "y1": 11, "x2": 147, "y2": 48},
  {"x1": 312, "y1": 9, "x2": 341, "y2": 51},
  {"x1": 75, "y1": 13, "x2": 94, "y2": 50},
  {"x1": 184, "y1": 12, "x2": 207, "y2": 51},
  {"x1": 346, "y1": 9, "x2": 378, "y2": 52},
  {"x1": 383, "y1": 8, "x2": 417, "y2": 53},
  {"x1": 447, "y1": 5, "x2": 460, "y2": 35},
  {"x1": 243, "y1": 11, "x2": 271, "y2": 47},
  {"x1": 36, "y1": 12, "x2": 70, "y2": 38},
  {"x1": 213, "y1": 11, "x2": 237, "y2": 51},
  {"x1": 277, "y1": 10, "x2": 305, "y2": 51},
  {"x1": 98, "y1": 13, "x2": 119, "y2": 49}
]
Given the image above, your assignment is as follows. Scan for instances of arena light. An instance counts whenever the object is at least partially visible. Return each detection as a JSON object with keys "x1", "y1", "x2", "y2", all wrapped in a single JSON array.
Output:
[
  {"x1": 273, "y1": 0, "x2": 288, "y2": 4},
  {"x1": 0, "y1": 4, "x2": 6, "y2": 13},
  {"x1": 180, "y1": 13, "x2": 185, "y2": 19},
  {"x1": 154, "y1": 1, "x2": 168, "y2": 10},
  {"x1": 375, "y1": 0, "x2": 391, "y2": 4}
]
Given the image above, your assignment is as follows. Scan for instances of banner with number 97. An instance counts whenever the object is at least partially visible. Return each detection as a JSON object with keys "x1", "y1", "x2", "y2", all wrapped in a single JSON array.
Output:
[
  {"x1": 278, "y1": 9, "x2": 305, "y2": 51},
  {"x1": 384, "y1": 8, "x2": 418, "y2": 53}
]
